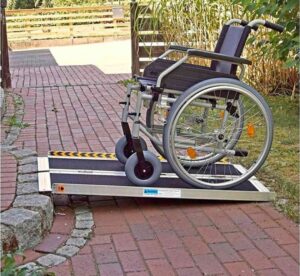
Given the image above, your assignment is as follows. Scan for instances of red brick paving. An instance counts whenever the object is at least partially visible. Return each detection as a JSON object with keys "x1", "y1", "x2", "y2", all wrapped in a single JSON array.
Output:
[
  {"x1": 2, "y1": 64, "x2": 299, "y2": 275},
  {"x1": 0, "y1": 152, "x2": 17, "y2": 211}
]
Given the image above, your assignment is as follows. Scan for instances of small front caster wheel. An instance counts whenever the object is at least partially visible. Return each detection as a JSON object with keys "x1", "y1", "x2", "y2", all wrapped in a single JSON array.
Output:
[
  {"x1": 125, "y1": 151, "x2": 162, "y2": 186},
  {"x1": 115, "y1": 136, "x2": 147, "y2": 164}
]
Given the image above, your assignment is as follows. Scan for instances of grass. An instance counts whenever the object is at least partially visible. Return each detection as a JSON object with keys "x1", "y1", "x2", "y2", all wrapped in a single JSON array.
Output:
[
  {"x1": 257, "y1": 95, "x2": 299, "y2": 223},
  {"x1": 4, "y1": 115, "x2": 30, "y2": 129}
]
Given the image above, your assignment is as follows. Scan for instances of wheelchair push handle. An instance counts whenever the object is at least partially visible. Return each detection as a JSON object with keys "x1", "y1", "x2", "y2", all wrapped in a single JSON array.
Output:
[
  {"x1": 240, "y1": 20, "x2": 258, "y2": 31},
  {"x1": 264, "y1": 20, "x2": 284, "y2": 33},
  {"x1": 248, "y1": 19, "x2": 284, "y2": 33},
  {"x1": 226, "y1": 19, "x2": 258, "y2": 30}
]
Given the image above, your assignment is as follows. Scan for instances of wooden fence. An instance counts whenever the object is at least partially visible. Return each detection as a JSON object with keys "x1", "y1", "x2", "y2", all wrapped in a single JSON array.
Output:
[
  {"x1": 1, "y1": 1, "x2": 11, "y2": 88},
  {"x1": 130, "y1": 1, "x2": 166, "y2": 76},
  {"x1": 6, "y1": 5, "x2": 130, "y2": 48}
]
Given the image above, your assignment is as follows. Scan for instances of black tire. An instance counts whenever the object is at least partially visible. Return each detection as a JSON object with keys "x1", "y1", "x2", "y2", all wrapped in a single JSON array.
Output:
[
  {"x1": 115, "y1": 136, "x2": 147, "y2": 164},
  {"x1": 125, "y1": 151, "x2": 162, "y2": 186}
]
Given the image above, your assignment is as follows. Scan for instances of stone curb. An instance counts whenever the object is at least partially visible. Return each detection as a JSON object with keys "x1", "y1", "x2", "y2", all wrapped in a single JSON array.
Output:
[
  {"x1": 2, "y1": 93, "x2": 24, "y2": 146},
  {"x1": 0, "y1": 92, "x2": 54, "y2": 255},
  {"x1": 19, "y1": 206, "x2": 95, "y2": 270},
  {"x1": 0, "y1": 87, "x2": 5, "y2": 117}
]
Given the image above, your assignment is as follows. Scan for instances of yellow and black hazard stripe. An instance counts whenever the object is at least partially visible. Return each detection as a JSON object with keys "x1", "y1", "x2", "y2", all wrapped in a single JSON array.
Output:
[
  {"x1": 49, "y1": 150, "x2": 165, "y2": 160},
  {"x1": 48, "y1": 151, "x2": 116, "y2": 159}
]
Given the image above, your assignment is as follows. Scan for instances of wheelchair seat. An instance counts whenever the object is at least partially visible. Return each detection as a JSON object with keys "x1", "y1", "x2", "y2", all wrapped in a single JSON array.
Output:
[{"x1": 138, "y1": 24, "x2": 251, "y2": 91}]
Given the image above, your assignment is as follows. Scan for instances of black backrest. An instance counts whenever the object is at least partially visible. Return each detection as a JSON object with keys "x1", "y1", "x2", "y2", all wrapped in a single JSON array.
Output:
[{"x1": 211, "y1": 25, "x2": 251, "y2": 75}]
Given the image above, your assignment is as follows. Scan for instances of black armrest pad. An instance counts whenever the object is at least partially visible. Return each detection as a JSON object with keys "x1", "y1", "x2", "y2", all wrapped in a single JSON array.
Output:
[
  {"x1": 169, "y1": 45, "x2": 194, "y2": 52},
  {"x1": 187, "y1": 49, "x2": 252, "y2": 65}
]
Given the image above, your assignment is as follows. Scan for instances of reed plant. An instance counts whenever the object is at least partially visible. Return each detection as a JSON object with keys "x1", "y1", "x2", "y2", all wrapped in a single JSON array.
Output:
[{"x1": 136, "y1": 0, "x2": 298, "y2": 96}]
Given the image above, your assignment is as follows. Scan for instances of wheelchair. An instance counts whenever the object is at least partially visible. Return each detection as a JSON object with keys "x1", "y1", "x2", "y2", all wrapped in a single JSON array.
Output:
[{"x1": 115, "y1": 18, "x2": 284, "y2": 189}]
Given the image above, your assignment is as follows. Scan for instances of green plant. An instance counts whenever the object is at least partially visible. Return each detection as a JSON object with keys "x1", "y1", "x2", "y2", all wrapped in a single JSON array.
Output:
[
  {"x1": 136, "y1": 0, "x2": 298, "y2": 95},
  {"x1": 233, "y1": 0, "x2": 299, "y2": 69},
  {"x1": 5, "y1": 115, "x2": 30, "y2": 129},
  {"x1": 118, "y1": 78, "x2": 138, "y2": 87},
  {"x1": 7, "y1": 0, "x2": 36, "y2": 9},
  {"x1": 1, "y1": 251, "x2": 50, "y2": 276}
]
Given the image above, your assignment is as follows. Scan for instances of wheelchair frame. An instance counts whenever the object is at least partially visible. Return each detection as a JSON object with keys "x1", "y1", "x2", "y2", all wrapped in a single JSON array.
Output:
[{"x1": 117, "y1": 18, "x2": 284, "y2": 189}]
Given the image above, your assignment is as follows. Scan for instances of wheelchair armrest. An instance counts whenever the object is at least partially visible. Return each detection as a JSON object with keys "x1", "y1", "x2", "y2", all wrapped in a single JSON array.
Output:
[
  {"x1": 187, "y1": 49, "x2": 252, "y2": 65},
  {"x1": 169, "y1": 45, "x2": 194, "y2": 52}
]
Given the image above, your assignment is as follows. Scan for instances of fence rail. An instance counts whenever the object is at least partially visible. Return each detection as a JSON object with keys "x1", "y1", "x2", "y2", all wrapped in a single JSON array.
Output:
[{"x1": 6, "y1": 5, "x2": 130, "y2": 48}]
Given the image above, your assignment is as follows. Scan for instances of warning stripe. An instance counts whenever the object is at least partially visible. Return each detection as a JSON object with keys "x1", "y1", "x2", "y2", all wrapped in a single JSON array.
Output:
[
  {"x1": 48, "y1": 151, "x2": 165, "y2": 160},
  {"x1": 48, "y1": 151, "x2": 117, "y2": 159}
]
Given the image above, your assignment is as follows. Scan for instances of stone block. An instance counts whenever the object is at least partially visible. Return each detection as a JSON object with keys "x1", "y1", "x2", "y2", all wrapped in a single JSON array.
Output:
[
  {"x1": 18, "y1": 156, "x2": 37, "y2": 165},
  {"x1": 13, "y1": 194, "x2": 53, "y2": 231},
  {"x1": 0, "y1": 224, "x2": 18, "y2": 253},
  {"x1": 75, "y1": 220, "x2": 94, "y2": 229},
  {"x1": 74, "y1": 206, "x2": 90, "y2": 215},
  {"x1": 71, "y1": 229, "x2": 92, "y2": 239},
  {"x1": 76, "y1": 212, "x2": 93, "y2": 221},
  {"x1": 66, "y1": 237, "x2": 86, "y2": 247},
  {"x1": 18, "y1": 262, "x2": 45, "y2": 276},
  {"x1": 16, "y1": 182, "x2": 39, "y2": 195},
  {"x1": 36, "y1": 254, "x2": 66, "y2": 267},
  {"x1": 1, "y1": 208, "x2": 42, "y2": 249},
  {"x1": 18, "y1": 163, "x2": 38, "y2": 174},
  {"x1": 12, "y1": 149, "x2": 37, "y2": 159},
  {"x1": 56, "y1": 245, "x2": 80, "y2": 257},
  {"x1": 18, "y1": 173, "x2": 38, "y2": 183}
]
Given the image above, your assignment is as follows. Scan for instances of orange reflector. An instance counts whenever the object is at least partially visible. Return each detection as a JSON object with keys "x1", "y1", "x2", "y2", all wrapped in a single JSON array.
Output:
[
  {"x1": 247, "y1": 123, "x2": 255, "y2": 137},
  {"x1": 187, "y1": 147, "x2": 197, "y2": 159},
  {"x1": 57, "y1": 184, "x2": 65, "y2": 192},
  {"x1": 220, "y1": 111, "x2": 225, "y2": 119}
]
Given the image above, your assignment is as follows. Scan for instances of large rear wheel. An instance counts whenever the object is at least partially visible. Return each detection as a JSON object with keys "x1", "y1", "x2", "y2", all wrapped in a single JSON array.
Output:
[{"x1": 163, "y1": 79, "x2": 273, "y2": 189}]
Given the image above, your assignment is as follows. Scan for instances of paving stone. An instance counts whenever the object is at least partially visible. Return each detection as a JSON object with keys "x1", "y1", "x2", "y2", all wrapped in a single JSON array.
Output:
[
  {"x1": 74, "y1": 206, "x2": 90, "y2": 214},
  {"x1": 12, "y1": 149, "x2": 37, "y2": 159},
  {"x1": 76, "y1": 212, "x2": 93, "y2": 221},
  {"x1": 18, "y1": 163, "x2": 38, "y2": 174},
  {"x1": 0, "y1": 224, "x2": 18, "y2": 253},
  {"x1": 18, "y1": 262, "x2": 45, "y2": 276},
  {"x1": 18, "y1": 173, "x2": 38, "y2": 183},
  {"x1": 93, "y1": 243, "x2": 118, "y2": 264},
  {"x1": 35, "y1": 233, "x2": 68, "y2": 253},
  {"x1": 118, "y1": 250, "x2": 146, "y2": 272},
  {"x1": 165, "y1": 248, "x2": 195, "y2": 269},
  {"x1": 193, "y1": 254, "x2": 227, "y2": 275},
  {"x1": 209, "y1": 242, "x2": 242, "y2": 263},
  {"x1": 37, "y1": 254, "x2": 66, "y2": 267},
  {"x1": 18, "y1": 156, "x2": 37, "y2": 165},
  {"x1": 5, "y1": 135, "x2": 18, "y2": 145},
  {"x1": 1, "y1": 208, "x2": 42, "y2": 249},
  {"x1": 146, "y1": 259, "x2": 175, "y2": 276},
  {"x1": 13, "y1": 194, "x2": 53, "y2": 231},
  {"x1": 0, "y1": 145, "x2": 18, "y2": 152},
  {"x1": 72, "y1": 254, "x2": 98, "y2": 275},
  {"x1": 75, "y1": 219, "x2": 94, "y2": 229},
  {"x1": 47, "y1": 260, "x2": 72, "y2": 276},
  {"x1": 16, "y1": 182, "x2": 39, "y2": 195},
  {"x1": 66, "y1": 237, "x2": 86, "y2": 247},
  {"x1": 112, "y1": 233, "x2": 137, "y2": 252},
  {"x1": 56, "y1": 245, "x2": 80, "y2": 257},
  {"x1": 71, "y1": 229, "x2": 92, "y2": 238},
  {"x1": 98, "y1": 263, "x2": 124, "y2": 276}
]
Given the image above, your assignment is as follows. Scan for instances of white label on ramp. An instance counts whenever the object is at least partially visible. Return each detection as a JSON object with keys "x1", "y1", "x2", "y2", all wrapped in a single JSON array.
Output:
[{"x1": 143, "y1": 188, "x2": 181, "y2": 198}]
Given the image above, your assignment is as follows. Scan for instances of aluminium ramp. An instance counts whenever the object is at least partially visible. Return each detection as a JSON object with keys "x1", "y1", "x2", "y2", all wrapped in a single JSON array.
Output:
[{"x1": 38, "y1": 151, "x2": 275, "y2": 201}]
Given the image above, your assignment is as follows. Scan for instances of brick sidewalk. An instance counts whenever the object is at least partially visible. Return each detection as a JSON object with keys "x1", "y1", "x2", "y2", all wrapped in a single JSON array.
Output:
[
  {"x1": 0, "y1": 152, "x2": 17, "y2": 211},
  {"x1": 4, "y1": 64, "x2": 299, "y2": 275},
  {"x1": 47, "y1": 198, "x2": 299, "y2": 276}
]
